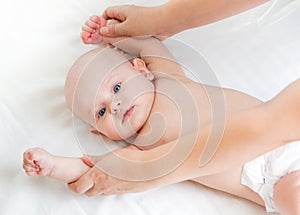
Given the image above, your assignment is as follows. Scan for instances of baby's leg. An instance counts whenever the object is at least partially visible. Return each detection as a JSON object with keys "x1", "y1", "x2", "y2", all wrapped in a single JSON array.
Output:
[
  {"x1": 191, "y1": 164, "x2": 265, "y2": 207},
  {"x1": 23, "y1": 147, "x2": 90, "y2": 183},
  {"x1": 273, "y1": 170, "x2": 300, "y2": 215}
]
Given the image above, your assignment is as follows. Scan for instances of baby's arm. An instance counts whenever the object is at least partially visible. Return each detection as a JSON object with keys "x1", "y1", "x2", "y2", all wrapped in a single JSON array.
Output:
[
  {"x1": 81, "y1": 16, "x2": 185, "y2": 78},
  {"x1": 23, "y1": 148, "x2": 90, "y2": 183},
  {"x1": 104, "y1": 35, "x2": 185, "y2": 78}
]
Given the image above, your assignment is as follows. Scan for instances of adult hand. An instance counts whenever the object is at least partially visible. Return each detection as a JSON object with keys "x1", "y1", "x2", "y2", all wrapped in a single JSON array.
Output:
[
  {"x1": 68, "y1": 165, "x2": 156, "y2": 196},
  {"x1": 100, "y1": 0, "x2": 270, "y2": 38},
  {"x1": 100, "y1": 5, "x2": 167, "y2": 38},
  {"x1": 68, "y1": 148, "x2": 157, "y2": 196}
]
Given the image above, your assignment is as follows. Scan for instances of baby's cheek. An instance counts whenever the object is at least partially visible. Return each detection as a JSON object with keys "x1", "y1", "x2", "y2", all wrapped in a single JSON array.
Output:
[{"x1": 131, "y1": 110, "x2": 146, "y2": 131}]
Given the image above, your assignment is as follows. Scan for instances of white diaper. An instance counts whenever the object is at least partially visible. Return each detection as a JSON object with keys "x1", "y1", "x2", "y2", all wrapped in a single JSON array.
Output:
[{"x1": 241, "y1": 141, "x2": 300, "y2": 213}]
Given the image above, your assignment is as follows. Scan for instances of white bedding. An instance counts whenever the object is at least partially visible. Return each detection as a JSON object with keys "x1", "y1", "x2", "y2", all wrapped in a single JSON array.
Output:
[{"x1": 1, "y1": 0, "x2": 300, "y2": 214}]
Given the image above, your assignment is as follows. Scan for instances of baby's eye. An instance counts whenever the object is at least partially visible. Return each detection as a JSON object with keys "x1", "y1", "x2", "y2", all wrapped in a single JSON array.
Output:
[
  {"x1": 113, "y1": 83, "x2": 121, "y2": 94},
  {"x1": 98, "y1": 108, "x2": 106, "y2": 117}
]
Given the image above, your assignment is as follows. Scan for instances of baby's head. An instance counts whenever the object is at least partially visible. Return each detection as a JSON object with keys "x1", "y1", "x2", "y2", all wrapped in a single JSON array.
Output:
[{"x1": 65, "y1": 47, "x2": 155, "y2": 140}]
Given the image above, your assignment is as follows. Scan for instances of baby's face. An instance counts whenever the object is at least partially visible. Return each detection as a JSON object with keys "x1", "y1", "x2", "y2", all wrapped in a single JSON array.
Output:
[
  {"x1": 92, "y1": 62, "x2": 155, "y2": 140},
  {"x1": 66, "y1": 48, "x2": 155, "y2": 140}
]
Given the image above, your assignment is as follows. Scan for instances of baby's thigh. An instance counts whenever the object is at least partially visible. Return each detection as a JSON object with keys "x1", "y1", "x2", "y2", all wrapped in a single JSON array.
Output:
[{"x1": 273, "y1": 170, "x2": 300, "y2": 215}]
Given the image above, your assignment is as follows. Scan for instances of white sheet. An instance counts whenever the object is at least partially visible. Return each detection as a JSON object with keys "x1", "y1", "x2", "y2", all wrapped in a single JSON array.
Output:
[{"x1": 1, "y1": 0, "x2": 300, "y2": 214}]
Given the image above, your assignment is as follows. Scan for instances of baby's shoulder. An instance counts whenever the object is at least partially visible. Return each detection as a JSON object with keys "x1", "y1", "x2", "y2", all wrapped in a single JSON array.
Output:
[
  {"x1": 154, "y1": 76, "x2": 197, "y2": 106},
  {"x1": 154, "y1": 74, "x2": 190, "y2": 90}
]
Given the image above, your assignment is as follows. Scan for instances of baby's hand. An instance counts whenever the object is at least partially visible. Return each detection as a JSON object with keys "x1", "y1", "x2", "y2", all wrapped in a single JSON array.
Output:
[
  {"x1": 23, "y1": 147, "x2": 54, "y2": 176},
  {"x1": 81, "y1": 15, "x2": 107, "y2": 44}
]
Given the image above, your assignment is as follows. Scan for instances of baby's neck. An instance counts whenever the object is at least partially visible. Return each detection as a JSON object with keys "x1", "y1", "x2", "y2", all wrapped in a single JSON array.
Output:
[{"x1": 130, "y1": 79, "x2": 183, "y2": 150}]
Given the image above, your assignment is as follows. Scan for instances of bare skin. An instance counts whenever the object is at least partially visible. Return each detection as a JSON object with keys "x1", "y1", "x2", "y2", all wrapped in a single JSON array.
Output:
[
  {"x1": 23, "y1": 148, "x2": 89, "y2": 183},
  {"x1": 24, "y1": 15, "x2": 300, "y2": 215},
  {"x1": 273, "y1": 171, "x2": 300, "y2": 215},
  {"x1": 99, "y1": 0, "x2": 270, "y2": 37}
]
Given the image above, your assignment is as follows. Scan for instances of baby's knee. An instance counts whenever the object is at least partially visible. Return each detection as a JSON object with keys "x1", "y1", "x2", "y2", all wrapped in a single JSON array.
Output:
[
  {"x1": 290, "y1": 186, "x2": 300, "y2": 215},
  {"x1": 274, "y1": 171, "x2": 300, "y2": 215},
  {"x1": 285, "y1": 194, "x2": 300, "y2": 215}
]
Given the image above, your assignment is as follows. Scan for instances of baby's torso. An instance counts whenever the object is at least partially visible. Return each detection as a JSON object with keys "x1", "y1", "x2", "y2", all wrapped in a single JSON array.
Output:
[{"x1": 134, "y1": 76, "x2": 262, "y2": 149}]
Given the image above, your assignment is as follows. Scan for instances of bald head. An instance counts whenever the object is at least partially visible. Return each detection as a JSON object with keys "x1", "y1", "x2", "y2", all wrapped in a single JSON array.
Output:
[
  {"x1": 64, "y1": 46, "x2": 132, "y2": 126},
  {"x1": 65, "y1": 48, "x2": 100, "y2": 109}
]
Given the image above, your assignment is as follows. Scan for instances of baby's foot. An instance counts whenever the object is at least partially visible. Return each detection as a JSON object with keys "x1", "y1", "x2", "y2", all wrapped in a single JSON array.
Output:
[
  {"x1": 23, "y1": 147, "x2": 54, "y2": 176},
  {"x1": 81, "y1": 15, "x2": 107, "y2": 44}
]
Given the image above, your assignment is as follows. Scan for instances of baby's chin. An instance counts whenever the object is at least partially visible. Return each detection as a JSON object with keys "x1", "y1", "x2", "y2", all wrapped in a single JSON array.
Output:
[
  {"x1": 108, "y1": 131, "x2": 136, "y2": 142},
  {"x1": 108, "y1": 123, "x2": 143, "y2": 141},
  {"x1": 103, "y1": 112, "x2": 149, "y2": 141}
]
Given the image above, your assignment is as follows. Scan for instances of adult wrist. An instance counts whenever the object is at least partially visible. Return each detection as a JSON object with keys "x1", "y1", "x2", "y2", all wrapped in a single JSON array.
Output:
[{"x1": 150, "y1": 5, "x2": 175, "y2": 37}]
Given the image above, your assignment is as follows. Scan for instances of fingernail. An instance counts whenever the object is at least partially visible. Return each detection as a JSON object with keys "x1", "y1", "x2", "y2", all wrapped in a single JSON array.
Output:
[{"x1": 100, "y1": 27, "x2": 108, "y2": 34}]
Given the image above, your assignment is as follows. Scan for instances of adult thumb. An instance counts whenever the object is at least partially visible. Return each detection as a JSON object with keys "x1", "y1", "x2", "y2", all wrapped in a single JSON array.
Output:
[
  {"x1": 82, "y1": 154, "x2": 106, "y2": 167},
  {"x1": 100, "y1": 23, "x2": 128, "y2": 37}
]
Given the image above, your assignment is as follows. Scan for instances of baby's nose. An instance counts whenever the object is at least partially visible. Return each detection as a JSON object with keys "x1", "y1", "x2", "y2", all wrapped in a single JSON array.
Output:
[{"x1": 111, "y1": 100, "x2": 122, "y2": 114}]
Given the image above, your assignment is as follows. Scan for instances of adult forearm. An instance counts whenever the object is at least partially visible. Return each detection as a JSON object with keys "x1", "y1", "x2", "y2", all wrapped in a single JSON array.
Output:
[
  {"x1": 158, "y1": 0, "x2": 270, "y2": 35},
  {"x1": 96, "y1": 102, "x2": 286, "y2": 189},
  {"x1": 94, "y1": 132, "x2": 209, "y2": 187}
]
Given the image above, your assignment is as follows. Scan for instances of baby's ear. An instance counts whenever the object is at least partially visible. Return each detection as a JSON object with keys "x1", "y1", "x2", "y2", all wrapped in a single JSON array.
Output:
[
  {"x1": 133, "y1": 58, "x2": 154, "y2": 81},
  {"x1": 133, "y1": 58, "x2": 146, "y2": 69},
  {"x1": 89, "y1": 128, "x2": 101, "y2": 135}
]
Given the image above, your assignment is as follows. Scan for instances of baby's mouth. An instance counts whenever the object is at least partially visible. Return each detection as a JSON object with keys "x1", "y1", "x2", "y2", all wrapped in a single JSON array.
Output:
[{"x1": 122, "y1": 106, "x2": 135, "y2": 123}]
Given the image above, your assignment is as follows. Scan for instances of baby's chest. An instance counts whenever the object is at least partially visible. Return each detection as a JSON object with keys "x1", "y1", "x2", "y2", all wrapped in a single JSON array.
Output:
[{"x1": 155, "y1": 79, "x2": 200, "y2": 129}]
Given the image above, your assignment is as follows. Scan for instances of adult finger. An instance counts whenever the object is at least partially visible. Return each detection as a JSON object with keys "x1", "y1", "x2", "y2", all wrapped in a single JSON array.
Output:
[
  {"x1": 100, "y1": 22, "x2": 129, "y2": 37},
  {"x1": 85, "y1": 182, "x2": 124, "y2": 196},
  {"x1": 68, "y1": 171, "x2": 94, "y2": 194},
  {"x1": 102, "y1": 6, "x2": 127, "y2": 22},
  {"x1": 84, "y1": 182, "x2": 107, "y2": 196},
  {"x1": 101, "y1": 6, "x2": 130, "y2": 37},
  {"x1": 82, "y1": 169, "x2": 109, "y2": 196}
]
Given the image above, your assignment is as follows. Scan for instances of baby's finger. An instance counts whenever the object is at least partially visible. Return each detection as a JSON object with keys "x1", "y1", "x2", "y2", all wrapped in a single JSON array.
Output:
[
  {"x1": 81, "y1": 33, "x2": 93, "y2": 44},
  {"x1": 23, "y1": 162, "x2": 37, "y2": 172},
  {"x1": 85, "y1": 19, "x2": 99, "y2": 29},
  {"x1": 22, "y1": 161, "x2": 35, "y2": 169},
  {"x1": 23, "y1": 156, "x2": 35, "y2": 167},
  {"x1": 82, "y1": 25, "x2": 95, "y2": 34},
  {"x1": 81, "y1": 31, "x2": 91, "y2": 39},
  {"x1": 23, "y1": 167, "x2": 37, "y2": 174},
  {"x1": 23, "y1": 150, "x2": 37, "y2": 162},
  {"x1": 90, "y1": 15, "x2": 100, "y2": 24},
  {"x1": 25, "y1": 170, "x2": 38, "y2": 176},
  {"x1": 99, "y1": 16, "x2": 107, "y2": 27},
  {"x1": 23, "y1": 151, "x2": 32, "y2": 160}
]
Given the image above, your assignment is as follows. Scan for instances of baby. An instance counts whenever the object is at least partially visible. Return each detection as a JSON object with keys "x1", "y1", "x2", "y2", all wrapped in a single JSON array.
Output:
[{"x1": 23, "y1": 16, "x2": 300, "y2": 214}]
